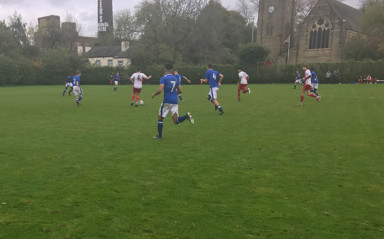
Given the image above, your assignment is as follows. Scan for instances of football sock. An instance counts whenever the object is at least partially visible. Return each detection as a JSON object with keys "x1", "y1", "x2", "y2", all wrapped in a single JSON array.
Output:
[
  {"x1": 294, "y1": 85, "x2": 296, "y2": 89},
  {"x1": 79, "y1": 95, "x2": 83, "y2": 101},
  {"x1": 63, "y1": 89, "x2": 66, "y2": 96},
  {"x1": 218, "y1": 106, "x2": 223, "y2": 112},
  {"x1": 314, "y1": 89, "x2": 318, "y2": 96},
  {"x1": 178, "y1": 94, "x2": 183, "y2": 101},
  {"x1": 136, "y1": 96, "x2": 140, "y2": 103},
  {"x1": 158, "y1": 120, "x2": 163, "y2": 137},
  {"x1": 176, "y1": 115, "x2": 187, "y2": 124},
  {"x1": 309, "y1": 94, "x2": 317, "y2": 98},
  {"x1": 131, "y1": 94, "x2": 135, "y2": 101},
  {"x1": 114, "y1": 86, "x2": 117, "y2": 91},
  {"x1": 301, "y1": 96, "x2": 304, "y2": 102},
  {"x1": 68, "y1": 89, "x2": 72, "y2": 94}
]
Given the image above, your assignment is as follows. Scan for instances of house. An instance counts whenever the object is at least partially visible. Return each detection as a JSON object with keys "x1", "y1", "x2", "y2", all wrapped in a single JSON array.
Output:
[{"x1": 86, "y1": 41, "x2": 131, "y2": 67}]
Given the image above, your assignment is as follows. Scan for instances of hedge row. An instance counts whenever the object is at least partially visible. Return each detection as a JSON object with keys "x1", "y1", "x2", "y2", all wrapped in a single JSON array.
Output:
[{"x1": 1, "y1": 58, "x2": 383, "y2": 85}]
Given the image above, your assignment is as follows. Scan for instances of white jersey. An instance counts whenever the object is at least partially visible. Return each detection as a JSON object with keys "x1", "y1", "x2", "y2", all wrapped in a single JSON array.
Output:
[
  {"x1": 304, "y1": 70, "x2": 312, "y2": 86},
  {"x1": 239, "y1": 71, "x2": 249, "y2": 85},
  {"x1": 131, "y1": 72, "x2": 147, "y2": 89}
]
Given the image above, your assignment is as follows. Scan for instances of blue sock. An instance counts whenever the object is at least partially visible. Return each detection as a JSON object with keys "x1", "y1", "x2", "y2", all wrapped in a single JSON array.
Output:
[
  {"x1": 63, "y1": 90, "x2": 66, "y2": 95},
  {"x1": 79, "y1": 95, "x2": 83, "y2": 101},
  {"x1": 176, "y1": 115, "x2": 187, "y2": 124},
  {"x1": 158, "y1": 120, "x2": 163, "y2": 137},
  {"x1": 178, "y1": 94, "x2": 183, "y2": 101},
  {"x1": 68, "y1": 89, "x2": 72, "y2": 94},
  {"x1": 218, "y1": 106, "x2": 223, "y2": 112}
]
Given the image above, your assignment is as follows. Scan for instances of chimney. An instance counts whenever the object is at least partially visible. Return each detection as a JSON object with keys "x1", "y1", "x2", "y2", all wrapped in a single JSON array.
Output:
[{"x1": 121, "y1": 41, "x2": 129, "y2": 52}]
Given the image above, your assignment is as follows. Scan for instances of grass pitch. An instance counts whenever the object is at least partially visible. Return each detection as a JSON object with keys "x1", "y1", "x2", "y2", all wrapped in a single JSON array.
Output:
[{"x1": 0, "y1": 84, "x2": 383, "y2": 239}]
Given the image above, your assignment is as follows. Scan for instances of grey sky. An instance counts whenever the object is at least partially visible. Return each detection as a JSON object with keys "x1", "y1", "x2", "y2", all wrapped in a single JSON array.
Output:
[{"x1": 0, "y1": 0, "x2": 361, "y2": 37}]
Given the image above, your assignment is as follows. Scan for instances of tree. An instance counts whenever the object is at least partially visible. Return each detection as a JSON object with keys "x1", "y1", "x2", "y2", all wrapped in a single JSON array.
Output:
[
  {"x1": 114, "y1": 10, "x2": 139, "y2": 41},
  {"x1": 238, "y1": 43, "x2": 269, "y2": 67},
  {"x1": 8, "y1": 11, "x2": 29, "y2": 46},
  {"x1": 0, "y1": 20, "x2": 20, "y2": 56},
  {"x1": 236, "y1": 0, "x2": 257, "y2": 25},
  {"x1": 361, "y1": 1, "x2": 384, "y2": 55}
]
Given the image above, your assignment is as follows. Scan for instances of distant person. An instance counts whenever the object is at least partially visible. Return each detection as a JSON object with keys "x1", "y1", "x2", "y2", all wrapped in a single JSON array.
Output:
[
  {"x1": 297, "y1": 66, "x2": 321, "y2": 105},
  {"x1": 200, "y1": 64, "x2": 224, "y2": 115},
  {"x1": 63, "y1": 74, "x2": 73, "y2": 96},
  {"x1": 113, "y1": 72, "x2": 120, "y2": 91},
  {"x1": 173, "y1": 70, "x2": 191, "y2": 102},
  {"x1": 152, "y1": 63, "x2": 194, "y2": 139},
  {"x1": 294, "y1": 71, "x2": 302, "y2": 89},
  {"x1": 73, "y1": 70, "x2": 83, "y2": 106},
  {"x1": 130, "y1": 68, "x2": 152, "y2": 107},
  {"x1": 237, "y1": 68, "x2": 251, "y2": 101},
  {"x1": 325, "y1": 70, "x2": 332, "y2": 84},
  {"x1": 311, "y1": 68, "x2": 319, "y2": 96}
]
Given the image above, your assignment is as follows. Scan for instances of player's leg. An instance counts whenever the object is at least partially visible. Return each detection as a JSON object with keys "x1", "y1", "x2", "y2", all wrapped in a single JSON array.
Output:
[
  {"x1": 131, "y1": 88, "x2": 136, "y2": 105},
  {"x1": 68, "y1": 86, "x2": 73, "y2": 96},
  {"x1": 135, "y1": 92, "x2": 140, "y2": 107},
  {"x1": 212, "y1": 88, "x2": 223, "y2": 114},
  {"x1": 242, "y1": 85, "x2": 249, "y2": 94},
  {"x1": 307, "y1": 88, "x2": 317, "y2": 98},
  {"x1": 298, "y1": 87, "x2": 305, "y2": 105},
  {"x1": 63, "y1": 85, "x2": 68, "y2": 96},
  {"x1": 178, "y1": 94, "x2": 183, "y2": 101},
  {"x1": 154, "y1": 104, "x2": 167, "y2": 139},
  {"x1": 114, "y1": 81, "x2": 118, "y2": 91}
]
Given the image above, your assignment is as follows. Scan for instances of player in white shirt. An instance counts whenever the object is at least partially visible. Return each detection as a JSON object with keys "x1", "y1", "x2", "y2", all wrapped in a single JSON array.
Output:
[
  {"x1": 130, "y1": 67, "x2": 152, "y2": 107},
  {"x1": 237, "y1": 68, "x2": 251, "y2": 101},
  {"x1": 298, "y1": 66, "x2": 321, "y2": 105}
]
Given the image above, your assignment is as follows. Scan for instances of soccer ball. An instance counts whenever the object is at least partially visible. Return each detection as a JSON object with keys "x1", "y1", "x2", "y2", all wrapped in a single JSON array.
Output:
[{"x1": 138, "y1": 100, "x2": 144, "y2": 106}]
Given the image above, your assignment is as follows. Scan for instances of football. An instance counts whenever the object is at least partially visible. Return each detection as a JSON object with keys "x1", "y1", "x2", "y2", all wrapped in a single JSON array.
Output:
[{"x1": 138, "y1": 100, "x2": 144, "y2": 106}]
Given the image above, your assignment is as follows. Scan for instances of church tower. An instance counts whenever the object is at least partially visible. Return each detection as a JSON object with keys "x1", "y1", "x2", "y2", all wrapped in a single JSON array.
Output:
[{"x1": 257, "y1": 0, "x2": 295, "y2": 64}]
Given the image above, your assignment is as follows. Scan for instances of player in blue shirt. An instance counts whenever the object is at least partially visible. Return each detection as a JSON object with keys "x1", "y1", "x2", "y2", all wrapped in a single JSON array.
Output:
[
  {"x1": 294, "y1": 71, "x2": 302, "y2": 89},
  {"x1": 113, "y1": 72, "x2": 120, "y2": 91},
  {"x1": 152, "y1": 63, "x2": 194, "y2": 139},
  {"x1": 173, "y1": 70, "x2": 191, "y2": 102},
  {"x1": 201, "y1": 64, "x2": 224, "y2": 115},
  {"x1": 63, "y1": 74, "x2": 73, "y2": 96},
  {"x1": 311, "y1": 69, "x2": 319, "y2": 96},
  {"x1": 72, "y1": 70, "x2": 83, "y2": 106}
]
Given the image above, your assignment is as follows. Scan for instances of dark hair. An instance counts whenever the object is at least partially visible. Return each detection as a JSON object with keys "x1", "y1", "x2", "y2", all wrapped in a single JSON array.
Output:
[
  {"x1": 207, "y1": 64, "x2": 213, "y2": 69},
  {"x1": 75, "y1": 70, "x2": 81, "y2": 75},
  {"x1": 136, "y1": 67, "x2": 141, "y2": 72},
  {"x1": 238, "y1": 67, "x2": 243, "y2": 71},
  {"x1": 165, "y1": 63, "x2": 173, "y2": 70}
]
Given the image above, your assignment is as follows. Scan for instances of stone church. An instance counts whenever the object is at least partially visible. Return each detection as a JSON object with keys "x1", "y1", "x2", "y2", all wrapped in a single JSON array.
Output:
[{"x1": 257, "y1": 0, "x2": 365, "y2": 64}]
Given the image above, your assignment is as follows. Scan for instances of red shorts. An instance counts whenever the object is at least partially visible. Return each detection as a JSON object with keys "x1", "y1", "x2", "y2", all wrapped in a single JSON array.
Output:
[
  {"x1": 133, "y1": 87, "x2": 142, "y2": 94},
  {"x1": 238, "y1": 84, "x2": 247, "y2": 91},
  {"x1": 303, "y1": 84, "x2": 312, "y2": 91}
]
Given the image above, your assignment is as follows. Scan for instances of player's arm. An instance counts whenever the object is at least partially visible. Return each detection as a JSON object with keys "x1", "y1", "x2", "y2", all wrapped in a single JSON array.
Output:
[
  {"x1": 145, "y1": 75, "x2": 152, "y2": 80},
  {"x1": 152, "y1": 84, "x2": 164, "y2": 99},
  {"x1": 218, "y1": 73, "x2": 224, "y2": 86},
  {"x1": 129, "y1": 77, "x2": 134, "y2": 84},
  {"x1": 183, "y1": 76, "x2": 191, "y2": 84},
  {"x1": 177, "y1": 85, "x2": 183, "y2": 94}
]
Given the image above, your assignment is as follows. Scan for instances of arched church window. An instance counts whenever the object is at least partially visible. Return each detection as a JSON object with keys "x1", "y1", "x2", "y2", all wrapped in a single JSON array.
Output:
[{"x1": 309, "y1": 18, "x2": 331, "y2": 49}]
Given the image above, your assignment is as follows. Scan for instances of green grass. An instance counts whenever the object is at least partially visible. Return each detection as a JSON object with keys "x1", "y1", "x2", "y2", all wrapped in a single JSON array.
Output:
[{"x1": 0, "y1": 84, "x2": 383, "y2": 239}]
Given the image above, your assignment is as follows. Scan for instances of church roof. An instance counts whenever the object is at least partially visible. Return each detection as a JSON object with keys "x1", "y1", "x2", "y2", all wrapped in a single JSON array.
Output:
[
  {"x1": 87, "y1": 46, "x2": 131, "y2": 59},
  {"x1": 327, "y1": 0, "x2": 363, "y2": 32}
]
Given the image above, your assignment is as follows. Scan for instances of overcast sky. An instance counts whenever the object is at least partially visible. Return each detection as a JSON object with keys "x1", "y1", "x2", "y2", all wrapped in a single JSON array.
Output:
[{"x1": 0, "y1": 0, "x2": 361, "y2": 37}]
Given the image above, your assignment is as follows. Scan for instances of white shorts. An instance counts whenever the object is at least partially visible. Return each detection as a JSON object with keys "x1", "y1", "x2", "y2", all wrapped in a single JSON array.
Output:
[
  {"x1": 73, "y1": 86, "x2": 82, "y2": 96},
  {"x1": 295, "y1": 80, "x2": 302, "y2": 84},
  {"x1": 159, "y1": 103, "x2": 179, "y2": 118},
  {"x1": 312, "y1": 83, "x2": 319, "y2": 90},
  {"x1": 114, "y1": 81, "x2": 119, "y2": 86},
  {"x1": 208, "y1": 87, "x2": 219, "y2": 100},
  {"x1": 65, "y1": 82, "x2": 73, "y2": 88}
]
